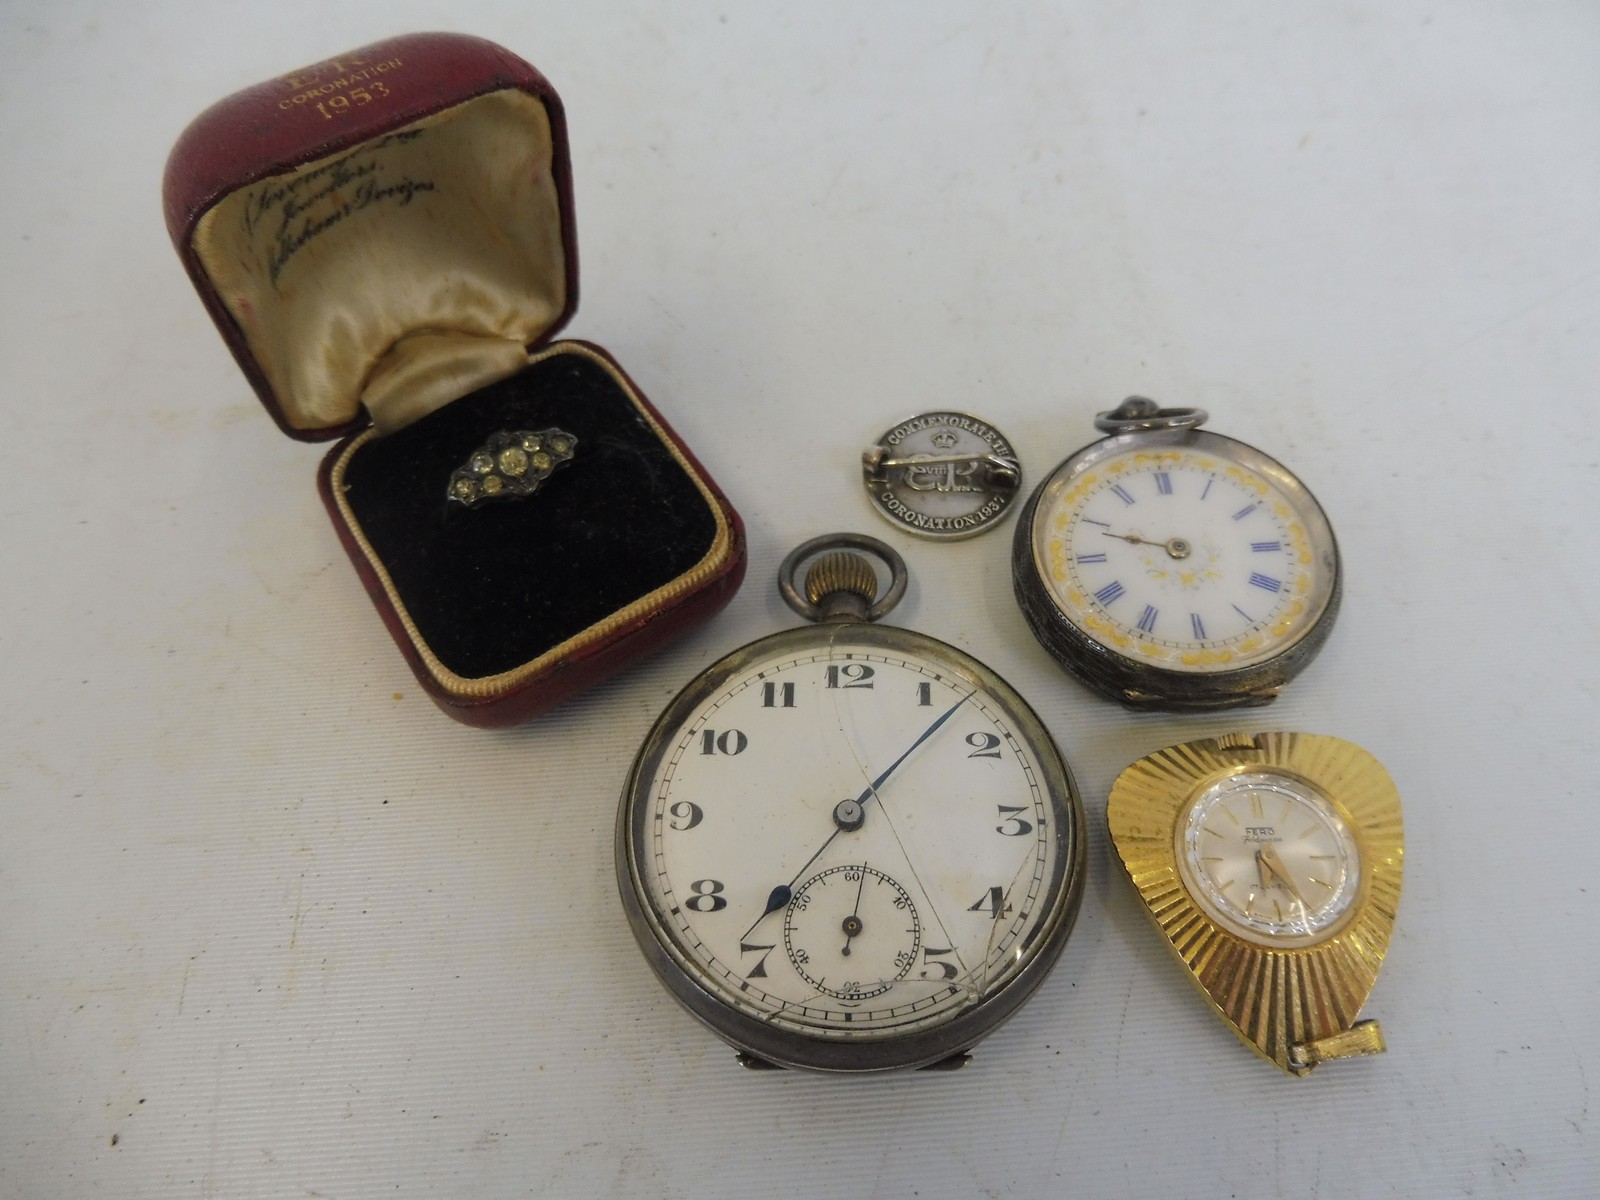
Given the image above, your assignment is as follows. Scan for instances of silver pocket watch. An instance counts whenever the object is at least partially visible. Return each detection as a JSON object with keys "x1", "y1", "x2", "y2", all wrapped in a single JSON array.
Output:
[
  {"x1": 617, "y1": 533, "x2": 1086, "y2": 1072},
  {"x1": 1013, "y1": 398, "x2": 1341, "y2": 710}
]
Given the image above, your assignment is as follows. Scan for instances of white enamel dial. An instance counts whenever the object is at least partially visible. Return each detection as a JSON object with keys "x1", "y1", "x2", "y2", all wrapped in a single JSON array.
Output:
[
  {"x1": 1031, "y1": 443, "x2": 1335, "y2": 674},
  {"x1": 1175, "y1": 771, "x2": 1361, "y2": 947},
  {"x1": 620, "y1": 623, "x2": 1082, "y2": 1068}
]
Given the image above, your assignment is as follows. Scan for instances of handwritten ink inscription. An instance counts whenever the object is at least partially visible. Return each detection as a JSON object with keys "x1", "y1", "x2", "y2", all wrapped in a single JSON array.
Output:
[{"x1": 240, "y1": 132, "x2": 437, "y2": 286}]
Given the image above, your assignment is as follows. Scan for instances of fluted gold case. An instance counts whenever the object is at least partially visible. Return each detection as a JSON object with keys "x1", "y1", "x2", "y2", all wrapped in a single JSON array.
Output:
[{"x1": 1107, "y1": 732, "x2": 1403, "y2": 1076}]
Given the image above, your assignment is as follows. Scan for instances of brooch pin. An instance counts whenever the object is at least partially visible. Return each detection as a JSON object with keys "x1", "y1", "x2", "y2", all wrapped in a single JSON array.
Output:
[
  {"x1": 860, "y1": 410, "x2": 1021, "y2": 540},
  {"x1": 447, "y1": 429, "x2": 577, "y2": 508}
]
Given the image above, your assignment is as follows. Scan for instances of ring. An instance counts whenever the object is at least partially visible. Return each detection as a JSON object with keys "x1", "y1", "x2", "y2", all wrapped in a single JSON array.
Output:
[{"x1": 447, "y1": 428, "x2": 577, "y2": 508}]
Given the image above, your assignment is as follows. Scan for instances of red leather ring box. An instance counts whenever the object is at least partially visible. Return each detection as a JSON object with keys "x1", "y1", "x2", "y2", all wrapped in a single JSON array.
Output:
[{"x1": 164, "y1": 32, "x2": 745, "y2": 726}]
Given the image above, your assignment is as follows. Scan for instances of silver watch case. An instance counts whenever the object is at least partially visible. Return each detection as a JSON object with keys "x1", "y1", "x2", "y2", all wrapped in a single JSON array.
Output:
[{"x1": 1012, "y1": 426, "x2": 1342, "y2": 711}]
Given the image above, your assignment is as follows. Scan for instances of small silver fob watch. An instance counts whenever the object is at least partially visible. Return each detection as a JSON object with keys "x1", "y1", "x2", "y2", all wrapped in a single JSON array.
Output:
[
  {"x1": 618, "y1": 533, "x2": 1086, "y2": 1072},
  {"x1": 1012, "y1": 398, "x2": 1341, "y2": 710}
]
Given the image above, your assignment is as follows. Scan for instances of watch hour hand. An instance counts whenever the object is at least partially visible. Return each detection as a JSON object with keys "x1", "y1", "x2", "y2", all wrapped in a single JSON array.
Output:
[
  {"x1": 746, "y1": 885, "x2": 792, "y2": 935},
  {"x1": 1257, "y1": 844, "x2": 1309, "y2": 908}
]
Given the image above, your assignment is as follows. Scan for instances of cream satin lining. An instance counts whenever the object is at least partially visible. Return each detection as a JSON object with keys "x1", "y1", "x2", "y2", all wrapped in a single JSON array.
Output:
[{"x1": 192, "y1": 89, "x2": 566, "y2": 433}]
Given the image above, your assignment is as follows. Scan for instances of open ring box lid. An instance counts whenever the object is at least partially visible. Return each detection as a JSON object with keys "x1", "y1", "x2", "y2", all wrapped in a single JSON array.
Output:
[{"x1": 163, "y1": 32, "x2": 746, "y2": 726}]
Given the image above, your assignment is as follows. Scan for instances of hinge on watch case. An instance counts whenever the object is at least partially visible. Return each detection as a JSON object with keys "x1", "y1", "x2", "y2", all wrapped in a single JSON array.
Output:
[
  {"x1": 736, "y1": 1051, "x2": 972, "y2": 1072},
  {"x1": 1120, "y1": 685, "x2": 1283, "y2": 711},
  {"x1": 1288, "y1": 1020, "x2": 1387, "y2": 1074}
]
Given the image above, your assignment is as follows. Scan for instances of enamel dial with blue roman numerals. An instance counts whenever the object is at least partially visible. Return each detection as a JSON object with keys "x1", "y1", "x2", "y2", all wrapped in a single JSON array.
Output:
[
  {"x1": 618, "y1": 534, "x2": 1086, "y2": 1073},
  {"x1": 1013, "y1": 401, "x2": 1340, "y2": 710}
]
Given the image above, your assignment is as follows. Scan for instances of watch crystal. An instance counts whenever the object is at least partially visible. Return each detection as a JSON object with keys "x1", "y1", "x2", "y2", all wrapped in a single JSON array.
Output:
[
  {"x1": 1176, "y1": 771, "x2": 1360, "y2": 947},
  {"x1": 1035, "y1": 446, "x2": 1331, "y2": 673}
]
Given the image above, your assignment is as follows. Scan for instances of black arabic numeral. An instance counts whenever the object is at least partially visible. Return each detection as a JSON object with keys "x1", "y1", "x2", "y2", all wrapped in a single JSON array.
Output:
[
  {"x1": 965, "y1": 732, "x2": 1002, "y2": 759},
  {"x1": 995, "y1": 805, "x2": 1033, "y2": 837},
  {"x1": 968, "y1": 886, "x2": 1012, "y2": 920},
  {"x1": 668, "y1": 800, "x2": 703, "y2": 831},
  {"x1": 919, "y1": 947, "x2": 958, "y2": 981},
  {"x1": 761, "y1": 681, "x2": 795, "y2": 708},
  {"x1": 825, "y1": 663, "x2": 876, "y2": 689},
  {"x1": 700, "y1": 729, "x2": 748, "y2": 756},
  {"x1": 685, "y1": 879, "x2": 728, "y2": 913},
  {"x1": 740, "y1": 942, "x2": 776, "y2": 978}
]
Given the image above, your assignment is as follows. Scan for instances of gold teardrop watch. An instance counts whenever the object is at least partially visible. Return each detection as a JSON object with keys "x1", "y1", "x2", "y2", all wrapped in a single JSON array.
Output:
[
  {"x1": 1107, "y1": 732, "x2": 1404, "y2": 1075},
  {"x1": 1013, "y1": 398, "x2": 1341, "y2": 710},
  {"x1": 616, "y1": 533, "x2": 1087, "y2": 1072}
]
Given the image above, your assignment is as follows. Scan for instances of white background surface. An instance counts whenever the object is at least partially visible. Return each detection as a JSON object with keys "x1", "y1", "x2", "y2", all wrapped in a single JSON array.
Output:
[{"x1": 2, "y1": 2, "x2": 1597, "y2": 1196}]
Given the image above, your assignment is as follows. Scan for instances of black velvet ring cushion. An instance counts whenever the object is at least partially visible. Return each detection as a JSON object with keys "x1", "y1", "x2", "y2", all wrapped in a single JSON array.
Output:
[{"x1": 330, "y1": 342, "x2": 723, "y2": 682}]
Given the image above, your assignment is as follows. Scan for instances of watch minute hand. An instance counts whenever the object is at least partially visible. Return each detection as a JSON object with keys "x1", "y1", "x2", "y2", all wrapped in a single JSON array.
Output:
[
  {"x1": 1102, "y1": 530, "x2": 1192, "y2": 559},
  {"x1": 853, "y1": 692, "x2": 971, "y2": 807}
]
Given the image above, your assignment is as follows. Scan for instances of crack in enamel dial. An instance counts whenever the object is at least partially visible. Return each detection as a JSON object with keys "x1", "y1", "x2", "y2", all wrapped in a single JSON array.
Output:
[
  {"x1": 617, "y1": 623, "x2": 1085, "y2": 1072},
  {"x1": 1015, "y1": 427, "x2": 1340, "y2": 709}
]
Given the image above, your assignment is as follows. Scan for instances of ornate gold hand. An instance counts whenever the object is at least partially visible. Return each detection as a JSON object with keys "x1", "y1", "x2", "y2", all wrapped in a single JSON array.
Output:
[{"x1": 1101, "y1": 530, "x2": 1192, "y2": 560}]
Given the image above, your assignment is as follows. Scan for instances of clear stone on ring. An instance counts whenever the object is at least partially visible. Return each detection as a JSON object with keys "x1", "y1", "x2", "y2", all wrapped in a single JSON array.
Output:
[{"x1": 448, "y1": 428, "x2": 577, "y2": 507}]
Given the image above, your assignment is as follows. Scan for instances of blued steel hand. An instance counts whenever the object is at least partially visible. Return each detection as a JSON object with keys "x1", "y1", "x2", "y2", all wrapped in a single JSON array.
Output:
[{"x1": 741, "y1": 694, "x2": 971, "y2": 939}]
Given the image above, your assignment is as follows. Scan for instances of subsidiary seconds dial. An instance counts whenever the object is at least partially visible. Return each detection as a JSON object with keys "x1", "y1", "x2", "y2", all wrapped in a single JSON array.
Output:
[{"x1": 784, "y1": 865, "x2": 920, "y2": 1001}]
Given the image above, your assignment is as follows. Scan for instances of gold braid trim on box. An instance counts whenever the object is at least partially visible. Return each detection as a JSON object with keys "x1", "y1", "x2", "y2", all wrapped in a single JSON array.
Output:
[{"x1": 328, "y1": 341, "x2": 733, "y2": 699}]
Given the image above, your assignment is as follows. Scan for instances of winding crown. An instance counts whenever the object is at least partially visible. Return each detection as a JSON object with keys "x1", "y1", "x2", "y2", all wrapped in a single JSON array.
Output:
[{"x1": 804, "y1": 551, "x2": 879, "y2": 608}]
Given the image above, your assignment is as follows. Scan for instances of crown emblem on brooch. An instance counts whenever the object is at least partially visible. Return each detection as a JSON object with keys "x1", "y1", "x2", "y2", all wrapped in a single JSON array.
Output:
[{"x1": 930, "y1": 430, "x2": 959, "y2": 449}]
